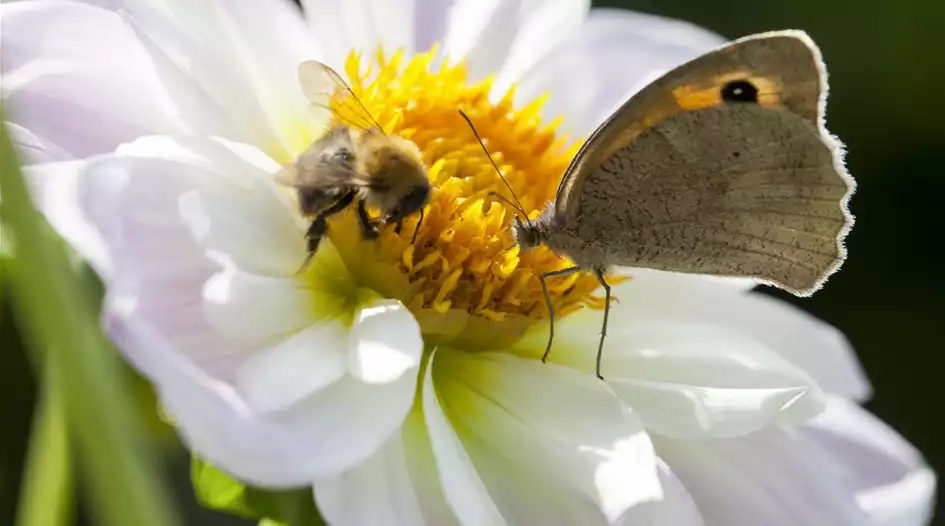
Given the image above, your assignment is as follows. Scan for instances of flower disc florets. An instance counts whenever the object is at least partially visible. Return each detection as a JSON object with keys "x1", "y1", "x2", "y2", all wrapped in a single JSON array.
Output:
[{"x1": 311, "y1": 49, "x2": 616, "y2": 349}]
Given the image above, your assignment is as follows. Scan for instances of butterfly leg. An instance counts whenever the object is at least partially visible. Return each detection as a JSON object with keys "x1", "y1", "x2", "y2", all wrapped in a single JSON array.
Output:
[
  {"x1": 356, "y1": 199, "x2": 380, "y2": 240},
  {"x1": 593, "y1": 268, "x2": 611, "y2": 381},
  {"x1": 538, "y1": 266, "x2": 581, "y2": 364},
  {"x1": 300, "y1": 192, "x2": 355, "y2": 270}
]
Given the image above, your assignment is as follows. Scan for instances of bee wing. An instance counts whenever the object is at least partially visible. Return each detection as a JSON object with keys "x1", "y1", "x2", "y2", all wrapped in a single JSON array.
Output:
[
  {"x1": 298, "y1": 60, "x2": 383, "y2": 133},
  {"x1": 275, "y1": 159, "x2": 373, "y2": 190}
]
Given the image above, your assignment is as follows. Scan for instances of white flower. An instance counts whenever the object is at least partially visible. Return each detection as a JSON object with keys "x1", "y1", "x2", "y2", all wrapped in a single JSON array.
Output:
[{"x1": 2, "y1": 0, "x2": 935, "y2": 524}]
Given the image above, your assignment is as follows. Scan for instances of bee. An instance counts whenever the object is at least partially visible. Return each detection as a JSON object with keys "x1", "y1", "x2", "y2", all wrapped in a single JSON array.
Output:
[{"x1": 281, "y1": 60, "x2": 432, "y2": 258}]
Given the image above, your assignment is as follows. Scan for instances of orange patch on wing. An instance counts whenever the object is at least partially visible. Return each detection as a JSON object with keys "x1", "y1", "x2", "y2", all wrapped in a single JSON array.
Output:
[{"x1": 672, "y1": 71, "x2": 784, "y2": 110}]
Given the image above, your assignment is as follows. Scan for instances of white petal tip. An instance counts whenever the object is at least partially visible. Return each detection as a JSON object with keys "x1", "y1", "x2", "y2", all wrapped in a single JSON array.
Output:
[{"x1": 349, "y1": 300, "x2": 423, "y2": 384}]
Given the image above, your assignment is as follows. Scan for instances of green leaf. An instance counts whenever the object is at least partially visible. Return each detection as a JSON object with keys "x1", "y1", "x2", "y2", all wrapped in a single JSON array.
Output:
[
  {"x1": 1, "y1": 216, "x2": 12, "y2": 318},
  {"x1": 0, "y1": 222, "x2": 12, "y2": 258},
  {"x1": 192, "y1": 458, "x2": 257, "y2": 518},
  {"x1": 192, "y1": 457, "x2": 326, "y2": 526},
  {"x1": 15, "y1": 363, "x2": 74, "y2": 526}
]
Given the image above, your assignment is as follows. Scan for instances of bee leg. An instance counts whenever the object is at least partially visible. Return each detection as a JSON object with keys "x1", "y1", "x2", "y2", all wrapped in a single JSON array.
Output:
[
  {"x1": 356, "y1": 199, "x2": 379, "y2": 240},
  {"x1": 301, "y1": 215, "x2": 328, "y2": 268},
  {"x1": 592, "y1": 268, "x2": 611, "y2": 381},
  {"x1": 537, "y1": 266, "x2": 581, "y2": 365},
  {"x1": 307, "y1": 218, "x2": 326, "y2": 252},
  {"x1": 301, "y1": 192, "x2": 355, "y2": 268}
]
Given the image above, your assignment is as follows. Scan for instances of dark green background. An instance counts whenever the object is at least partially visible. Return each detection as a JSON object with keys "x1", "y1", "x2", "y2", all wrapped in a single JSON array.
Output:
[{"x1": 2, "y1": 0, "x2": 941, "y2": 523}]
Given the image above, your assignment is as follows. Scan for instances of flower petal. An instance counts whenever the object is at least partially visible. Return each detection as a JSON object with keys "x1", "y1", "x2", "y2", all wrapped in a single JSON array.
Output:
[
  {"x1": 313, "y1": 428, "x2": 427, "y2": 526},
  {"x1": 103, "y1": 303, "x2": 336, "y2": 486},
  {"x1": 606, "y1": 460, "x2": 704, "y2": 525},
  {"x1": 117, "y1": 0, "x2": 323, "y2": 160},
  {"x1": 608, "y1": 324, "x2": 824, "y2": 437},
  {"x1": 515, "y1": 292, "x2": 826, "y2": 438},
  {"x1": 106, "y1": 302, "x2": 418, "y2": 483},
  {"x1": 434, "y1": 351, "x2": 663, "y2": 524},
  {"x1": 439, "y1": 0, "x2": 522, "y2": 81},
  {"x1": 77, "y1": 142, "x2": 225, "y2": 286},
  {"x1": 252, "y1": 361, "x2": 421, "y2": 478},
  {"x1": 21, "y1": 111, "x2": 415, "y2": 484},
  {"x1": 63, "y1": 146, "x2": 255, "y2": 365},
  {"x1": 515, "y1": 8, "x2": 725, "y2": 137},
  {"x1": 69, "y1": 135, "x2": 319, "y2": 363},
  {"x1": 627, "y1": 461, "x2": 705, "y2": 526},
  {"x1": 121, "y1": 135, "x2": 306, "y2": 276},
  {"x1": 202, "y1": 263, "x2": 315, "y2": 342},
  {"x1": 613, "y1": 271, "x2": 871, "y2": 401},
  {"x1": 5, "y1": 121, "x2": 73, "y2": 164},
  {"x1": 617, "y1": 267, "x2": 758, "y2": 294},
  {"x1": 808, "y1": 399, "x2": 936, "y2": 525},
  {"x1": 0, "y1": 1, "x2": 182, "y2": 158},
  {"x1": 119, "y1": 16, "x2": 253, "y2": 145},
  {"x1": 705, "y1": 292, "x2": 870, "y2": 402},
  {"x1": 301, "y1": 0, "x2": 415, "y2": 69},
  {"x1": 422, "y1": 351, "x2": 506, "y2": 526},
  {"x1": 438, "y1": 0, "x2": 589, "y2": 84},
  {"x1": 348, "y1": 299, "x2": 424, "y2": 384},
  {"x1": 235, "y1": 320, "x2": 347, "y2": 413},
  {"x1": 489, "y1": 0, "x2": 590, "y2": 96},
  {"x1": 24, "y1": 160, "x2": 114, "y2": 278},
  {"x1": 656, "y1": 398, "x2": 936, "y2": 526},
  {"x1": 314, "y1": 408, "x2": 461, "y2": 526}
]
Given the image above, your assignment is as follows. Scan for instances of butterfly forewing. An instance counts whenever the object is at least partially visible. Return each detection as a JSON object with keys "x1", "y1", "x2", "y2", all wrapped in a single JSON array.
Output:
[{"x1": 555, "y1": 31, "x2": 828, "y2": 221}]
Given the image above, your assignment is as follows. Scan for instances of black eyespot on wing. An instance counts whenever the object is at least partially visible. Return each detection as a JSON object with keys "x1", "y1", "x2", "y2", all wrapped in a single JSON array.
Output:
[{"x1": 721, "y1": 80, "x2": 759, "y2": 103}]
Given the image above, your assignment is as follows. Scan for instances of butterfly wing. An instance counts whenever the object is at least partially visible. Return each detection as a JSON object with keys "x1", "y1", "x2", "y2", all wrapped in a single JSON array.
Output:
[
  {"x1": 558, "y1": 31, "x2": 854, "y2": 295},
  {"x1": 557, "y1": 30, "x2": 831, "y2": 216}
]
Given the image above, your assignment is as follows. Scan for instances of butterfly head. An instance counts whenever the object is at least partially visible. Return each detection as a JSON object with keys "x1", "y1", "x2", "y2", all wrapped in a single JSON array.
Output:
[{"x1": 511, "y1": 207, "x2": 554, "y2": 252}]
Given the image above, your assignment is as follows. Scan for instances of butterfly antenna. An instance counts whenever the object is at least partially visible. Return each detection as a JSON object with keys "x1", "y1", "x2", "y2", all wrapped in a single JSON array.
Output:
[
  {"x1": 458, "y1": 109, "x2": 529, "y2": 219},
  {"x1": 487, "y1": 191, "x2": 524, "y2": 214}
]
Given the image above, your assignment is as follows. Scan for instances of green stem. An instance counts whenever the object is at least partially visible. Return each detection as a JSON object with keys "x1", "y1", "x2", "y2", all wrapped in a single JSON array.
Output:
[{"x1": 1, "y1": 120, "x2": 182, "y2": 526}]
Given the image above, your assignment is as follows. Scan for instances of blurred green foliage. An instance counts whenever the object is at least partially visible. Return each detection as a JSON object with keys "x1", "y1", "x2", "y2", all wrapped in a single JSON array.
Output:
[
  {"x1": 1, "y1": 0, "x2": 941, "y2": 524},
  {"x1": 191, "y1": 458, "x2": 324, "y2": 526},
  {"x1": 0, "y1": 121, "x2": 182, "y2": 526}
]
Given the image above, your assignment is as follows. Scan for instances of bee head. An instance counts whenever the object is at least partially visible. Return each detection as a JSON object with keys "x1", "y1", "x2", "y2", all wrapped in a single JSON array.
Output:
[{"x1": 386, "y1": 184, "x2": 431, "y2": 222}]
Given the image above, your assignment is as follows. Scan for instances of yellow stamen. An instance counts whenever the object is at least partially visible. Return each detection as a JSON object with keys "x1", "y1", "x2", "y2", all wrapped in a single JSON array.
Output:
[{"x1": 318, "y1": 48, "x2": 623, "y2": 349}]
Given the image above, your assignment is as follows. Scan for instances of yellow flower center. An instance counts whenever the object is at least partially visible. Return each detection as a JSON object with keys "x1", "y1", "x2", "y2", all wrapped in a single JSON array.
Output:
[{"x1": 318, "y1": 48, "x2": 616, "y2": 350}]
